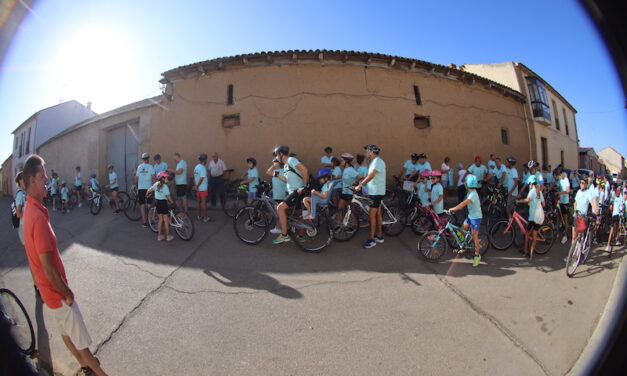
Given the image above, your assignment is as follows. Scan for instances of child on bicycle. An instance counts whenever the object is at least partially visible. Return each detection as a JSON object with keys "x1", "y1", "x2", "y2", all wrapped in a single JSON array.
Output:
[
  {"x1": 89, "y1": 173, "x2": 100, "y2": 198},
  {"x1": 243, "y1": 157, "x2": 259, "y2": 205},
  {"x1": 147, "y1": 171, "x2": 175, "y2": 241},
  {"x1": 303, "y1": 168, "x2": 333, "y2": 221},
  {"x1": 606, "y1": 188, "x2": 626, "y2": 252},
  {"x1": 417, "y1": 170, "x2": 431, "y2": 209},
  {"x1": 516, "y1": 175, "x2": 545, "y2": 259},
  {"x1": 338, "y1": 154, "x2": 360, "y2": 222},
  {"x1": 448, "y1": 174, "x2": 483, "y2": 267},
  {"x1": 60, "y1": 180, "x2": 69, "y2": 214}
]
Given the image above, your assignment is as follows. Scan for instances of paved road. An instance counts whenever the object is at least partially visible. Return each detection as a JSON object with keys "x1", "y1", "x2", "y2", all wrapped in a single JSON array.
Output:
[{"x1": 0, "y1": 198, "x2": 623, "y2": 376}]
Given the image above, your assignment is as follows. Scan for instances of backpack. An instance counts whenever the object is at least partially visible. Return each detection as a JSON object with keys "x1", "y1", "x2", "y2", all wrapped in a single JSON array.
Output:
[{"x1": 10, "y1": 190, "x2": 22, "y2": 229}]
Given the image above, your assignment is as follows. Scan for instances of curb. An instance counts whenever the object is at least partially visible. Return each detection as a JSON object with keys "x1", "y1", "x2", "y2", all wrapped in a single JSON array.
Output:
[{"x1": 568, "y1": 254, "x2": 627, "y2": 375}]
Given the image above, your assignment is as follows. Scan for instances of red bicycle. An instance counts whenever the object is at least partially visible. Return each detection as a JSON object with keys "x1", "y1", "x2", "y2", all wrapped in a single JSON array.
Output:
[{"x1": 488, "y1": 206, "x2": 555, "y2": 254}]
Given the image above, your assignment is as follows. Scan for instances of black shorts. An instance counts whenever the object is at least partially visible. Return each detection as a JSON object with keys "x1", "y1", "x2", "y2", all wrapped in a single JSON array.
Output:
[
  {"x1": 612, "y1": 215, "x2": 622, "y2": 224},
  {"x1": 156, "y1": 199, "x2": 169, "y2": 214},
  {"x1": 284, "y1": 190, "x2": 302, "y2": 208},
  {"x1": 111, "y1": 187, "x2": 119, "y2": 192},
  {"x1": 527, "y1": 221, "x2": 542, "y2": 231},
  {"x1": 369, "y1": 195, "x2": 384, "y2": 209},
  {"x1": 176, "y1": 185, "x2": 187, "y2": 197},
  {"x1": 138, "y1": 189, "x2": 148, "y2": 204},
  {"x1": 340, "y1": 193, "x2": 353, "y2": 202}
]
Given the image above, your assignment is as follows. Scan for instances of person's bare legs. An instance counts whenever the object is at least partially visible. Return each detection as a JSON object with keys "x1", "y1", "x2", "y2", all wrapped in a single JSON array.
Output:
[
  {"x1": 157, "y1": 215, "x2": 163, "y2": 239},
  {"x1": 472, "y1": 229, "x2": 480, "y2": 256},
  {"x1": 277, "y1": 202, "x2": 288, "y2": 234},
  {"x1": 303, "y1": 197, "x2": 312, "y2": 219},
  {"x1": 369, "y1": 208, "x2": 377, "y2": 239},
  {"x1": 376, "y1": 207, "x2": 383, "y2": 238},
  {"x1": 61, "y1": 336, "x2": 108, "y2": 376},
  {"x1": 530, "y1": 229, "x2": 538, "y2": 259},
  {"x1": 164, "y1": 214, "x2": 171, "y2": 238}
]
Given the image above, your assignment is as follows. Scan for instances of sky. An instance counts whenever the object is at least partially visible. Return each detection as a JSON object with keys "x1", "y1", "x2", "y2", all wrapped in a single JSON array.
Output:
[{"x1": 1, "y1": 0, "x2": 625, "y2": 163}]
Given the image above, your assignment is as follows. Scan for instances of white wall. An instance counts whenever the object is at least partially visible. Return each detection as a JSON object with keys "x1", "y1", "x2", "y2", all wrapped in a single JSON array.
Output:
[{"x1": 34, "y1": 101, "x2": 96, "y2": 149}]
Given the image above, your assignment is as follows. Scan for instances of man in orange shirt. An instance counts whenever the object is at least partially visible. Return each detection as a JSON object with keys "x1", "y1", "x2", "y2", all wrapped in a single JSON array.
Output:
[{"x1": 21, "y1": 155, "x2": 108, "y2": 376}]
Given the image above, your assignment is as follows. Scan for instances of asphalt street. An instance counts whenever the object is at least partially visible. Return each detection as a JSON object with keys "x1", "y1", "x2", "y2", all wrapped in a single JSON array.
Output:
[{"x1": 0, "y1": 197, "x2": 623, "y2": 376}]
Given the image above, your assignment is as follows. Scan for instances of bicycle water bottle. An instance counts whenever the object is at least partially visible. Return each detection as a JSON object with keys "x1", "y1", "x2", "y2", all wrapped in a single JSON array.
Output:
[{"x1": 455, "y1": 230, "x2": 464, "y2": 243}]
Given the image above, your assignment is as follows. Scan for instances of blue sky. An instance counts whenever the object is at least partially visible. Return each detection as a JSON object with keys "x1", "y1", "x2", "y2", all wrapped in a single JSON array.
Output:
[{"x1": 1, "y1": 0, "x2": 625, "y2": 163}]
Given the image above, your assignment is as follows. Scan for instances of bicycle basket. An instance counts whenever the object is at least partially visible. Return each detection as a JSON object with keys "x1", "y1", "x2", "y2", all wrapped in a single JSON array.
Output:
[{"x1": 574, "y1": 215, "x2": 587, "y2": 233}]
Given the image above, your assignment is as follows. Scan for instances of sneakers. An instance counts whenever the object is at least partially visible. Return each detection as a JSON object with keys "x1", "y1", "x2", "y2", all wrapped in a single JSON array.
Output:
[
  {"x1": 272, "y1": 234, "x2": 291, "y2": 244},
  {"x1": 157, "y1": 235, "x2": 164, "y2": 241},
  {"x1": 472, "y1": 254, "x2": 481, "y2": 267},
  {"x1": 561, "y1": 235, "x2": 568, "y2": 244},
  {"x1": 166, "y1": 235, "x2": 174, "y2": 241},
  {"x1": 78, "y1": 203, "x2": 82, "y2": 208},
  {"x1": 374, "y1": 236, "x2": 385, "y2": 244},
  {"x1": 362, "y1": 239, "x2": 377, "y2": 248},
  {"x1": 270, "y1": 227, "x2": 282, "y2": 234},
  {"x1": 81, "y1": 367, "x2": 93, "y2": 375},
  {"x1": 142, "y1": 222, "x2": 148, "y2": 228}
]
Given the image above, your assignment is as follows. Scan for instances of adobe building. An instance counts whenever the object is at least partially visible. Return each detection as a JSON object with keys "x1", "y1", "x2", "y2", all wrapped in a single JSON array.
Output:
[
  {"x1": 151, "y1": 50, "x2": 532, "y2": 177},
  {"x1": 598, "y1": 146, "x2": 626, "y2": 179},
  {"x1": 461, "y1": 62, "x2": 579, "y2": 171}
]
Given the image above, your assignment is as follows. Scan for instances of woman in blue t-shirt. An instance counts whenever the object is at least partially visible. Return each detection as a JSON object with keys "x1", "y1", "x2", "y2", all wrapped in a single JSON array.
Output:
[{"x1": 517, "y1": 175, "x2": 545, "y2": 259}]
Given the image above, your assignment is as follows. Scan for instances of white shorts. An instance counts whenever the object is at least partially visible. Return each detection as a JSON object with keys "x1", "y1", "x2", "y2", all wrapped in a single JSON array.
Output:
[{"x1": 46, "y1": 300, "x2": 92, "y2": 350}]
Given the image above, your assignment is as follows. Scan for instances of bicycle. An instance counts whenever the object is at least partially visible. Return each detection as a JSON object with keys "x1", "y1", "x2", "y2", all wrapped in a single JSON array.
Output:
[
  {"x1": 482, "y1": 184, "x2": 507, "y2": 230},
  {"x1": 417, "y1": 213, "x2": 490, "y2": 262},
  {"x1": 488, "y1": 205, "x2": 555, "y2": 254},
  {"x1": 222, "y1": 178, "x2": 248, "y2": 218},
  {"x1": 123, "y1": 185, "x2": 150, "y2": 222},
  {"x1": 566, "y1": 214, "x2": 595, "y2": 277},
  {"x1": 607, "y1": 214, "x2": 626, "y2": 257},
  {"x1": 148, "y1": 203, "x2": 195, "y2": 240},
  {"x1": 89, "y1": 187, "x2": 130, "y2": 215},
  {"x1": 233, "y1": 182, "x2": 280, "y2": 245},
  {"x1": 408, "y1": 205, "x2": 456, "y2": 235},
  {"x1": 0, "y1": 288, "x2": 35, "y2": 355}
]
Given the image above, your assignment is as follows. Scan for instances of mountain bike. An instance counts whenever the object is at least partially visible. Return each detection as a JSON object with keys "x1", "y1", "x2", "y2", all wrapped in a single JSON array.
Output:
[
  {"x1": 148, "y1": 203, "x2": 195, "y2": 240},
  {"x1": 417, "y1": 214, "x2": 489, "y2": 262},
  {"x1": 408, "y1": 206, "x2": 455, "y2": 235},
  {"x1": 566, "y1": 214, "x2": 595, "y2": 277},
  {"x1": 482, "y1": 184, "x2": 507, "y2": 230},
  {"x1": 0, "y1": 288, "x2": 35, "y2": 355},
  {"x1": 488, "y1": 205, "x2": 555, "y2": 254},
  {"x1": 89, "y1": 188, "x2": 129, "y2": 215},
  {"x1": 123, "y1": 186, "x2": 150, "y2": 221},
  {"x1": 233, "y1": 182, "x2": 279, "y2": 245}
]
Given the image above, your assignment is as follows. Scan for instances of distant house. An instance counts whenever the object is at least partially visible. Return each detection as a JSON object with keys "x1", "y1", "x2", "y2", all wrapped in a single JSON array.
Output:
[
  {"x1": 10, "y1": 101, "x2": 96, "y2": 194},
  {"x1": 0, "y1": 155, "x2": 13, "y2": 196},
  {"x1": 579, "y1": 147, "x2": 602, "y2": 175},
  {"x1": 598, "y1": 146, "x2": 626, "y2": 179}
]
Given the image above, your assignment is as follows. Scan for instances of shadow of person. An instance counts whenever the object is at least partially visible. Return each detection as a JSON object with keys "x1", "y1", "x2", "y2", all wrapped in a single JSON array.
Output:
[
  {"x1": 34, "y1": 290, "x2": 53, "y2": 375},
  {"x1": 205, "y1": 269, "x2": 303, "y2": 299}
]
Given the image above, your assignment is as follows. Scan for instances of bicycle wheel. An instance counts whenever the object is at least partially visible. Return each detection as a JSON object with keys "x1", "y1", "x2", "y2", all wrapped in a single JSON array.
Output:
[
  {"x1": 467, "y1": 232, "x2": 490, "y2": 257},
  {"x1": 489, "y1": 220, "x2": 515, "y2": 250},
  {"x1": 234, "y1": 206, "x2": 269, "y2": 245},
  {"x1": 116, "y1": 191, "x2": 130, "y2": 212},
  {"x1": 148, "y1": 206, "x2": 159, "y2": 233},
  {"x1": 533, "y1": 225, "x2": 555, "y2": 255},
  {"x1": 290, "y1": 213, "x2": 333, "y2": 253},
  {"x1": 418, "y1": 231, "x2": 449, "y2": 262},
  {"x1": 123, "y1": 198, "x2": 142, "y2": 221},
  {"x1": 89, "y1": 195, "x2": 102, "y2": 215},
  {"x1": 382, "y1": 204, "x2": 405, "y2": 236},
  {"x1": 410, "y1": 213, "x2": 434, "y2": 235},
  {"x1": 69, "y1": 194, "x2": 78, "y2": 209},
  {"x1": 331, "y1": 207, "x2": 360, "y2": 242},
  {"x1": 0, "y1": 288, "x2": 35, "y2": 355},
  {"x1": 566, "y1": 234, "x2": 583, "y2": 277},
  {"x1": 173, "y1": 212, "x2": 194, "y2": 241},
  {"x1": 223, "y1": 193, "x2": 246, "y2": 218}
]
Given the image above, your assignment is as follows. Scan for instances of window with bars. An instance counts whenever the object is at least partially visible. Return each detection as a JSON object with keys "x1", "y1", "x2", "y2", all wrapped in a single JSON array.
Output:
[{"x1": 501, "y1": 129, "x2": 509, "y2": 145}]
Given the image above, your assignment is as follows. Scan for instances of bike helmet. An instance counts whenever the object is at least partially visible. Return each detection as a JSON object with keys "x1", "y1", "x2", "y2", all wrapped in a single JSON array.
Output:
[
  {"x1": 273, "y1": 145, "x2": 290, "y2": 156},
  {"x1": 107, "y1": 164, "x2": 114, "y2": 169},
  {"x1": 430, "y1": 170, "x2": 443, "y2": 177},
  {"x1": 420, "y1": 170, "x2": 430, "y2": 177},
  {"x1": 527, "y1": 160, "x2": 537, "y2": 169},
  {"x1": 418, "y1": 153, "x2": 427, "y2": 159},
  {"x1": 153, "y1": 154, "x2": 161, "y2": 161},
  {"x1": 198, "y1": 153, "x2": 208, "y2": 161},
  {"x1": 317, "y1": 168, "x2": 332, "y2": 179},
  {"x1": 410, "y1": 153, "x2": 419, "y2": 160},
  {"x1": 61, "y1": 180, "x2": 66, "y2": 185},
  {"x1": 506, "y1": 157, "x2": 516, "y2": 164},
  {"x1": 141, "y1": 153, "x2": 149, "y2": 160},
  {"x1": 363, "y1": 144, "x2": 381, "y2": 154},
  {"x1": 157, "y1": 171, "x2": 169, "y2": 180},
  {"x1": 90, "y1": 173, "x2": 96, "y2": 178},
  {"x1": 341, "y1": 153, "x2": 354, "y2": 160},
  {"x1": 465, "y1": 174, "x2": 480, "y2": 188}
]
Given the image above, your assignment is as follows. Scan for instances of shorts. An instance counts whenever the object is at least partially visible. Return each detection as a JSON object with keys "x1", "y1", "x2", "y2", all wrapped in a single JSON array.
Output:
[
  {"x1": 46, "y1": 300, "x2": 92, "y2": 350},
  {"x1": 74, "y1": 185, "x2": 82, "y2": 191},
  {"x1": 111, "y1": 187, "x2": 119, "y2": 192},
  {"x1": 156, "y1": 199, "x2": 169, "y2": 214},
  {"x1": 340, "y1": 193, "x2": 353, "y2": 202},
  {"x1": 612, "y1": 215, "x2": 621, "y2": 224},
  {"x1": 527, "y1": 221, "x2": 541, "y2": 231},
  {"x1": 284, "y1": 190, "x2": 302, "y2": 208},
  {"x1": 506, "y1": 195, "x2": 516, "y2": 212},
  {"x1": 248, "y1": 191, "x2": 257, "y2": 200},
  {"x1": 176, "y1": 185, "x2": 187, "y2": 198},
  {"x1": 369, "y1": 195, "x2": 384, "y2": 209},
  {"x1": 197, "y1": 190, "x2": 208, "y2": 198},
  {"x1": 464, "y1": 217, "x2": 482, "y2": 231},
  {"x1": 138, "y1": 189, "x2": 148, "y2": 204}
]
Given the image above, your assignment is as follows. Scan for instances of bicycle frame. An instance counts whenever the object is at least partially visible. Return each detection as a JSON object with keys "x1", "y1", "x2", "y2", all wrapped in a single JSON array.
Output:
[
  {"x1": 348, "y1": 192, "x2": 397, "y2": 226},
  {"x1": 502, "y1": 210, "x2": 549, "y2": 242}
]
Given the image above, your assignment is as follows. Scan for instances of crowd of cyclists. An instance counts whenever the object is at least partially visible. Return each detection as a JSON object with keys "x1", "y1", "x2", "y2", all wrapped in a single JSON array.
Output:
[{"x1": 12, "y1": 145, "x2": 627, "y2": 269}]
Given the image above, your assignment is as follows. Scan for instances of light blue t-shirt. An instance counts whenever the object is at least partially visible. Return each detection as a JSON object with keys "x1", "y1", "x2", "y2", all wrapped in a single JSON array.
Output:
[
  {"x1": 403, "y1": 160, "x2": 417, "y2": 178},
  {"x1": 332, "y1": 166, "x2": 342, "y2": 179},
  {"x1": 154, "y1": 162, "x2": 168, "y2": 174},
  {"x1": 358, "y1": 166, "x2": 368, "y2": 178},
  {"x1": 559, "y1": 177, "x2": 570, "y2": 204},
  {"x1": 61, "y1": 186, "x2": 69, "y2": 201},
  {"x1": 545, "y1": 172, "x2": 555, "y2": 184},
  {"x1": 416, "y1": 161, "x2": 432, "y2": 174},
  {"x1": 527, "y1": 187, "x2": 545, "y2": 222},
  {"x1": 505, "y1": 167, "x2": 519, "y2": 197},
  {"x1": 75, "y1": 172, "x2": 82, "y2": 187},
  {"x1": 108, "y1": 172, "x2": 118, "y2": 189},
  {"x1": 366, "y1": 157, "x2": 386, "y2": 196},
  {"x1": 526, "y1": 171, "x2": 544, "y2": 185},
  {"x1": 430, "y1": 183, "x2": 444, "y2": 214},
  {"x1": 417, "y1": 182, "x2": 430, "y2": 205},
  {"x1": 272, "y1": 169, "x2": 287, "y2": 200},
  {"x1": 468, "y1": 164, "x2": 488, "y2": 187},
  {"x1": 587, "y1": 187, "x2": 599, "y2": 206},
  {"x1": 284, "y1": 157, "x2": 304, "y2": 193},
  {"x1": 175, "y1": 160, "x2": 188, "y2": 185},
  {"x1": 575, "y1": 188, "x2": 592, "y2": 215},
  {"x1": 50, "y1": 178, "x2": 58, "y2": 194},
  {"x1": 248, "y1": 168, "x2": 259, "y2": 193},
  {"x1": 488, "y1": 160, "x2": 497, "y2": 171},
  {"x1": 150, "y1": 182, "x2": 170, "y2": 201},
  {"x1": 15, "y1": 190, "x2": 25, "y2": 208},
  {"x1": 89, "y1": 177, "x2": 99, "y2": 191},
  {"x1": 466, "y1": 189, "x2": 482, "y2": 220},
  {"x1": 194, "y1": 164, "x2": 208, "y2": 191},
  {"x1": 321, "y1": 181, "x2": 331, "y2": 194},
  {"x1": 492, "y1": 165, "x2": 508, "y2": 180},
  {"x1": 342, "y1": 166, "x2": 359, "y2": 195},
  {"x1": 612, "y1": 195, "x2": 625, "y2": 216},
  {"x1": 321, "y1": 156, "x2": 333, "y2": 166},
  {"x1": 136, "y1": 163, "x2": 155, "y2": 190}
]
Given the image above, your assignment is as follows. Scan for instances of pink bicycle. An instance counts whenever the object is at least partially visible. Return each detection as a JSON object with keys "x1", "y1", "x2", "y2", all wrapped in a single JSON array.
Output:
[{"x1": 488, "y1": 207, "x2": 555, "y2": 254}]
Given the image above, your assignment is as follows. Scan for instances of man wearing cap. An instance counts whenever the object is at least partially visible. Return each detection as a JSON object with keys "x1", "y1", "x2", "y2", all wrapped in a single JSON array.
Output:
[
  {"x1": 135, "y1": 153, "x2": 155, "y2": 227},
  {"x1": 467, "y1": 156, "x2": 489, "y2": 198},
  {"x1": 398, "y1": 153, "x2": 419, "y2": 182},
  {"x1": 169, "y1": 153, "x2": 188, "y2": 212},
  {"x1": 208, "y1": 152, "x2": 227, "y2": 207},
  {"x1": 408, "y1": 153, "x2": 432, "y2": 181},
  {"x1": 356, "y1": 144, "x2": 386, "y2": 249},
  {"x1": 194, "y1": 154, "x2": 211, "y2": 222},
  {"x1": 153, "y1": 154, "x2": 168, "y2": 175}
]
